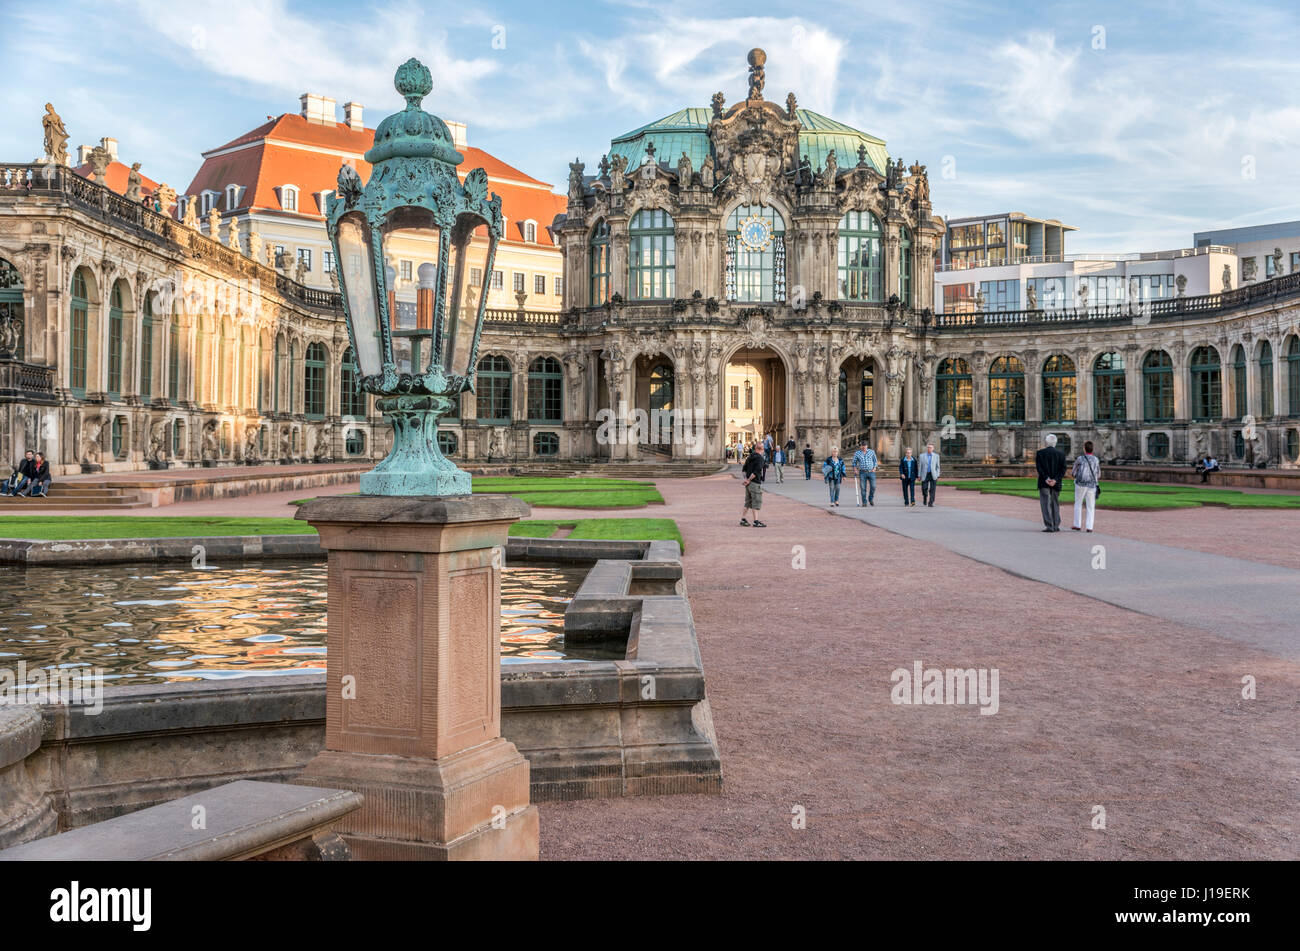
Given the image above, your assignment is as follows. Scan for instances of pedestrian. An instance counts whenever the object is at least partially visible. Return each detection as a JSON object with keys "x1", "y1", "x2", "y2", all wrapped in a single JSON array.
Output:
[
  {"x1": 918, "y1": 443, "x2": 941, "y2": 507},
  {"x1": 19, "y1": 452, "x2": 51, "y2": 499},
  {"x1": 772, "y1": 446, "x2": 785, "y2": 483},
  {"x1": 822, "y1": 446, "x2": 846, "y2": 506},
  {"x1": 763, "y1": 432, "x2": 774, "y2": 455},
  {"x1": 851, "y1": 439, "x2": 878, "y2": 506},
  {"x1": 1035, "y1": 433, "x2": 1067, "y2": 532},
  {"x1": 1, "y1": 450, "x2": 36, "y2": 497},
  {"x1": 739, "y1": 444, "x2": 767, "y2": 528},
  {"x1": 899, "y1": 447, "x2": 918, "y2": 507},
  {"x1": 785, "y1": 436, "x2": 796, "y2": 463},
  {"x1": 802, "y1": 443, "x2": 814, "y2": 480},
  {"x1": 1071, "y1": 439, "x2": 1101, "y2": 533}
]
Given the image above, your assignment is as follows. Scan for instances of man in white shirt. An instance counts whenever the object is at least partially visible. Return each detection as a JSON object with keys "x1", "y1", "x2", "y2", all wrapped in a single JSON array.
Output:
[{"x1": 918, "y1": 443, "x2": 942, "y2": 507}]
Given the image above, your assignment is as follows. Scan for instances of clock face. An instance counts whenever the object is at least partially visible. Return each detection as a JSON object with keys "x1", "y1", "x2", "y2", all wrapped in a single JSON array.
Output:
[{"x1": 739, "y1": 215, "x2": 773, "y2": 251}]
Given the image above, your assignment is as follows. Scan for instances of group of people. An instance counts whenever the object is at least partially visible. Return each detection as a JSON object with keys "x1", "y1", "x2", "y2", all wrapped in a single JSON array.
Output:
[
  {"x1": 1, "y1": 450, "x2": 52, "y2": 499},
  {"x1": 740, "y1": 432, "x2": 1106, "y2": 534},
  {"x1": 1196, "y1": 454, "x2": 1221, "y2": 483}
]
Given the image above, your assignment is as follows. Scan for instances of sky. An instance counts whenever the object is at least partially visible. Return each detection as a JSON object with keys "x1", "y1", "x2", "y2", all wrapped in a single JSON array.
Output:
[{"x1": 5, "y1": 0, "x2": 1300, "y2": 253}]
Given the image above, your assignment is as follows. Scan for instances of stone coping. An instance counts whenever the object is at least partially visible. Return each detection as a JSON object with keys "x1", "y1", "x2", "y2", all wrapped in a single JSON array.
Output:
[{"x1": 295, "y1": 493, "x2": 530, "y2": 526}]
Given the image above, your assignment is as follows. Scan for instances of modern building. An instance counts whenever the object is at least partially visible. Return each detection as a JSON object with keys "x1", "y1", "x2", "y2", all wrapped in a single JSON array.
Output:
[
  {"x1": 1194, "y1": 220, "x2": 1300, "y2": 284},
  {"x1": 939, "y1": 212, "x2": 1075, "y2": 270}
]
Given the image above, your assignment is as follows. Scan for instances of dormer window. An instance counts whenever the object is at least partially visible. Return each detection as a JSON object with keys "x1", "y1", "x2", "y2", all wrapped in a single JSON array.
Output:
[
  {"x1": 279, "y1": 185, "x2": 299, "y2": 212},
  {"x1": 225, "y1": 184, "x2": 241, "y2": 211},
  {"x1": 200, "y1": 190, "x2": 219, "y2": 214},
  {"x1": 316, "y1": 189, "x2": 333, "y2": 215},
  {"x1": 524, "y1": 220, "x2": 537, "y2": 242}
]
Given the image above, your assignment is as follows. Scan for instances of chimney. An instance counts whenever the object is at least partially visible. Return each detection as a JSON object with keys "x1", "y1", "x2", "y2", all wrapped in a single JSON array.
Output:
[
  {"x1": 343, "y1": 101, "x2": 364, "y2": 131},
  {"x1": 101, "y1": 137, "x2": 119, "y2": 161},
  {"x1": 299, "y1": 93, "x2": 337, "y2": 125},
  {"x1": 445, "y1": 120, "x2": 468, "y2": 148},
  {"x1": 77, "y1": 145, "x2": 94, "y2": 165}
]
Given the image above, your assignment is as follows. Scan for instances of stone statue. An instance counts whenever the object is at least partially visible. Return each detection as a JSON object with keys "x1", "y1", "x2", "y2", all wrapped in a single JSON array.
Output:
[
  {"x1": 182, "y1": 195, "x2": 199, "y2": 229},
  {"x1": 88, "y1": 145, "x2": 111, "y2": 183},
  {"x1": 201, "y1": 421, "x2": 219, "y2": 462},
  {"x1": 265, "y1": 241, "x2": 276, "y2": 267},
  {"x1": 711, "y1": 91, "x2": 726, "y2": 118},
  {"x1": 248, "y1": 229, "x2": 262, "y2": 263},
  {"x1": 746, "y1": 48, "x2": 766, "y2": 101},
  {"x1": 226, "y1": 217, "x2": 241, "y2": 251},
  {"x1": 0, "y1": 306, "x2": 21, "y2": 359},
  {"x1": 677, "y1": 151, "x2": 693, "y2": 186},
  {"x1": 975, "y1": 289, "x2": 987, "y2": 311},
  {"x1": 154, "y1": 183, "x2": 176, "y2": 218},
  {"x1": 125, "y1": 162, "x2": 143, "y2": 201},
  {"x1": 798, "y1": 154, "x2": 812, "y2": 188},
  {"x1": 786, "y1": 92, "x2": 797, "y2": 119},
  {"x1": 1272, "y1": 247, "x2": 1284, "y2": 278},
  {"x1": 81, "y1": 416, "x2": 104, "y2": 466},
  {"x1": 1176, "y1": 274, "x2": 1187, "y2": 298},
  {"x1": 820, "y1": 149, "x2": 838, "y2": 189},
  {"x1": 567, "y1": 158, "x2": 585, "y2": 202},
  {"x1": 1222, "y1": 264, "x2": 1232, "y2": 292},
  {"x1": 1190, "y1": 428, "x2": 1210, "y2": 460},
  {"x1": 1077, "y1": 282, "x2": 1090, "y2": 309},
  {"x1": 909, "y1": 160, "x2": 929, "y2": 202},
  {"x1": 279, "y1": 427, "x2": 292, "y2": 460},
  {"x1": 244, "y1": 427, "x2": 260, "y2": 464},
  {"x1": 1026, "y1": 283, "x2": 1038, "y2": 310},
  {"x1": 886, "y1": 157, "x2": 900, "y2": 190},
  {"x1": 42, "y1": 103, "x2": 69, "y2": 166},
  {"x1": 207, "y1": 207, "x2": 221, "y2": 239},
  {"x1": 609, "y1": 154, "x2": 628, "y2": 192},
  {"x1": 1100, "y1": 427, "x2": 1120, "y2": 463},
  {"x1": 147, "y1": 420, "x2": 168, "y2": 465},
  {"x1": 294, "y1": 257, "x2": 307, "y2": 283},
  {"x1": 700, "y1": 154, "x2": 715, "y2": 189},
  {"x1": 857, "y1": 144, "x2": 868, "y2": 167},
  {"x1": 597, "y1": 154, "x2": 610, "y2": 181}
]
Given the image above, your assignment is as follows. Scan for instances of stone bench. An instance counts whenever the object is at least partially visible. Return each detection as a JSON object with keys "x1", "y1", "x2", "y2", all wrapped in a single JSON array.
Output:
[{"x1": 0, "y1": 780, "x2": 362, "y2": 861}]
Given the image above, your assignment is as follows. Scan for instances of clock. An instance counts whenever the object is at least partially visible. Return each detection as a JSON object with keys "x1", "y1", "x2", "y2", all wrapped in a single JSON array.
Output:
[{"x1": 738, "y1": 215, "x2": 773, "y2": 251}]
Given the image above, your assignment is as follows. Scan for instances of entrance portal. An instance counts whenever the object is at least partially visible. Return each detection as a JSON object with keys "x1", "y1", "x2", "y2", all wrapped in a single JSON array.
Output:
[{"x1": 724, "y1": 347, "x2": 787, "y2": 459}]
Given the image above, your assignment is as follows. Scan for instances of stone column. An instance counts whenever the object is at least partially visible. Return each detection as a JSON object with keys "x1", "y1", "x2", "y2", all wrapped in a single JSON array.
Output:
[{"x1": 296, "y1": 494, "x2": 537, "y2": 861}]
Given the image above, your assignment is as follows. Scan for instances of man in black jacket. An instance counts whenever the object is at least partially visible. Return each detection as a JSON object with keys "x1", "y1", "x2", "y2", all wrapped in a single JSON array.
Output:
[
  {"x1": 802, "y1": 444, "x2": 814, "y2": 480},
  {"x1": 1, "y1": 451, "x2": 37, "y2": 497},
  {"x1": 1035, "y1": 434, "x2": 1067, "y2": 532},
  {"x1": 740, "y1": 446, "x2": 767, "y2": 527}
]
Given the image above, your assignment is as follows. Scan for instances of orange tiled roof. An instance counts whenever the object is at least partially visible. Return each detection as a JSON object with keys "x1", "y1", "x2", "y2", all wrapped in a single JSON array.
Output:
[
  {"x1": 73, "y1": 160, "x2": 161, "y2": 198},
  {"x1": 185, "y1": 114, "x2": 564, "y2": 247}
]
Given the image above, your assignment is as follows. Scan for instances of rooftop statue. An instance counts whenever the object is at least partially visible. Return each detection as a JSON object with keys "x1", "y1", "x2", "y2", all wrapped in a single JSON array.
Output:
[
  {"x1": 182, "y1": 195, "x2": 199, "y2": 229},
  {"x1": 700, "y1": 154, "x2": 715, "y2": 189},
  {"x1": 747, "y1": 48, "x2": 766, "y2": 101},
  {"x1": 677, "y1": 151, "x2": 693, "y2": 185},
  {"x1": 125, "y1": 162, "x2": 143, "y2": 201},
  {"x1": 88, "y1": 145, "x2": 111, "y2": 183},
  {"x1": 711, "y1": 91, "x2": 726, "y2": 118},
  {"x1": 786, "y1": 92, "x2": 797, "y2": 119},
  {"x1": 42, "y1": 103, "x2": 68, "y2": 166},
  {"x1": 820, "y1": 149, "x2": 838, "y2": 189},
  {"x1": 568, "y1": 158, "x2": 585, "y2": 202}
]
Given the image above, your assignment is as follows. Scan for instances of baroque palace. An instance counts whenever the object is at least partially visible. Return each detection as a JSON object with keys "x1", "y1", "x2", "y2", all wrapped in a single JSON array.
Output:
[{"x1": 3, "y1": 48, "x2": 1300, "y2": 475}]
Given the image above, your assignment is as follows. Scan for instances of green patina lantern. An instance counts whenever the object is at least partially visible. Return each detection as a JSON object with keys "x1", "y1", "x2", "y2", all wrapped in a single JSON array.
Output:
[{"x1": 327, "y1": 57, "x2": 502, "y2": 496}]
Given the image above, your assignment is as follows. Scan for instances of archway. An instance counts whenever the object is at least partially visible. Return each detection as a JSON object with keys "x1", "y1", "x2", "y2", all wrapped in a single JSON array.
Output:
[
  {"x1": 723, "y1": 346, "x2": 787, "y2": 460},
  {"x1": 837, "y1": 354, "x2": 876, "y2": 448}
]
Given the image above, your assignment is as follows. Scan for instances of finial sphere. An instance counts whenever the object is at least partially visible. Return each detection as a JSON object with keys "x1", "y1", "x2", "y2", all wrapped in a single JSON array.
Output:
[
  {"x1": 394, "y1": 57, "x2": 433, "y2": 102},
  {"x1": 747, "y1": 48, "x2": 766, "y2": 67}
]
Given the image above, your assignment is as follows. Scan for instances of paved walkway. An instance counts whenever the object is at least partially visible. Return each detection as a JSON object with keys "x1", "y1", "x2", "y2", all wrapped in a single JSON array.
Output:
[{"x1": 761, "y1": 471, "x2": 1300, "y2": 660}]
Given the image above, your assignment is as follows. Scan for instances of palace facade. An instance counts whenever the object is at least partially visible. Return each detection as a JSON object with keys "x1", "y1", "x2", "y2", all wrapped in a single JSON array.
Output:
[{"x1": 3, "y1": 49, "x2": 1300, "y2": 476}]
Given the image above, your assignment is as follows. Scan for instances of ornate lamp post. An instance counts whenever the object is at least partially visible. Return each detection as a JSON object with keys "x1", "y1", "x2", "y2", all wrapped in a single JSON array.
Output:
[
  {"x1": 327, "y1": 56, "x2": 502, "y2": 496},
  {"x1": 298, "y1": 59, "x2": 536, "y2": 861}
]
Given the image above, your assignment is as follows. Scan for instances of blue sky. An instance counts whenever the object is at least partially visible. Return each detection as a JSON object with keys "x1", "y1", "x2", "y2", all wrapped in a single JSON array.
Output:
[{"x1": 6, "y1": 0, "x2": 1300, "y2": 252}]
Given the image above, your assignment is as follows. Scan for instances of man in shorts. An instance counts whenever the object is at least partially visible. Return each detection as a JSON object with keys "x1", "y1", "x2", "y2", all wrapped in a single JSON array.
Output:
[{"x1": 740, "y1": 444, "x2": 767, "y2": 527}]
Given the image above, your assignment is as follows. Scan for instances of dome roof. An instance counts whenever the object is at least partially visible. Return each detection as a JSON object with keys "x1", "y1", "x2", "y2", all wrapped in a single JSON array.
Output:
[{"x1": 606, "y1": 106, "x2": 889, "y2": 176}]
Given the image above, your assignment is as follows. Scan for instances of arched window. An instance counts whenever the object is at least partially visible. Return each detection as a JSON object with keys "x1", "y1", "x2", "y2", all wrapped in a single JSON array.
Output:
[
  {"x1": 628, "y1": 209, "x2": 675, "y2": 299},
  {"x1": 1231, "y1": 344, "x2": 1247, "y2": 418},
  {"x1": 139, "y1": 293, "x2": 155, "y2": 399},
  {"x1": 989, "y1": 356, "x2": 1025, "y2": 423},
  {"x1": 861, "y1": 368, "x2": 874, "y2": 425},
  {"x1": 172, "y1": 419, "x2": 185, "y2": 457},
  {"x1": 168, "y1": 320, "x2": 180, "y2": 403},
  {"x1": 69, "y1": 268, "x2": 90, "y2": 396},
  {"x1": 0, "y1": 257, "x2": 24, "y2": 361},
  {"x1": 649, "y1": 363, "x2": 674, "y2": 413},
  {"x1": 477, "y1": 354, "x2": 512, "y2": 423},
  {"x1": 1190, "y1": 346, "x2": 1222, "y2": 421},
  {"x1": 344, "y1": 428, "x2": 366, "y2": 455},
  {"x1": 1041, "y1": 354, "x2": 1077, "y2": 423},
  {"x1": 726, "y1": 204, "x2": 786, "y2": 302},
  {"x1": 533, "y1": 432, "x2": 559, "y2": 456},
  {"x1": 108, "y1": 281, "x2": 126, "y2": 399},
  {"x1": 288, "y1": 341, "x2": 298, "y2": 414},
  {"x1": 898, "y1": 225, "x2": 913, "y2": 307},
  {"x1": 589, "y1": 220, "x2": 610, "y2": 306},
  {"x1": 525, "y1": 221, "x2": 537, "y2": 243},
  {"x1": 304, "y1": 342, "x2": 327, "y2": 418},
  {"x1": 527, "y1": 356, "x2": 563, "y2": 422},
  {"x1": 936, "y1": 358, "x2": 972, "y2": 424},
  {"x1": 1259, "y1": 340, "x2": 1274, "y2": 417},
  {"x1": 1143, "y1": 350, "x2": 1174, "y2": 422},
  {"x1": 838, "y1": 368, "x2": 849, "y2": 426},
  {"x1": 1287, "y1": 336, "x2": 1300, "y2": 416},
  {"x1": 111, "y1": 416, "x2": 125, "y2": 458},
  {"x1": 1147, "y1": 432, "x2": 1170, "y2": 458},
  {"x1": 1092, "y1": 352, "x2": 1126, "y2": 422},
  {"x1": 272, "y1": 337, "x2": 282, "y2": 412},
  {"x1": 340, "y1": 346, "x2": 366, "y2": 418},
  {"x1": 837, "y1": 211, "x2": 883, "y2": 302}
]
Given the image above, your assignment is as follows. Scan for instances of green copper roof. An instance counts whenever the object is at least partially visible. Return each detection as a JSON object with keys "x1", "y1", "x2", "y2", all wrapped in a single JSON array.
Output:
[{"x1": 605, "y1": 106, "x2": 889, "y2": 178}]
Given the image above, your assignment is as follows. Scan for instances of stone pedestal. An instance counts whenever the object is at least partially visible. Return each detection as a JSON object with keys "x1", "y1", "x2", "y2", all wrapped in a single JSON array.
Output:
[{"x1": 294, "y1": 493, "x2": 537, "y2": 860}]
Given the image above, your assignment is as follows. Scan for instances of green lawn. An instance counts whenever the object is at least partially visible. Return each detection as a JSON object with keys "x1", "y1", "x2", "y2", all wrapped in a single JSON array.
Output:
[
  {"x1": 944, "y1": 478, "x2": 1300, "y2": 510},
  {"x1": 508, "y1": 518, "x2": 684, "y2": 551},
  {"x1": 293, "y1": 475, "x2": 663, "y2": 509},
  {"x1": 0, "y1": 516, "x2": 316, "y2": 540}
]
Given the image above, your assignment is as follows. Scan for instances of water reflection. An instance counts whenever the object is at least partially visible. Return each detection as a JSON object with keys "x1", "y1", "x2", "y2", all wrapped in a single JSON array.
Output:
[{"x1": 0, "y1": 559, "x2": 603, "y2": 685}]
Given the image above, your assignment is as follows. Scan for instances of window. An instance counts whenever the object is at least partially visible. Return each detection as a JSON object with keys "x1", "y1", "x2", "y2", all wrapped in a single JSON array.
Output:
[
  {"x1": 1026, "y1": 277, "x2": 1068, "y2": 311},
  {"x1": 527, "y1": 356, "x2": 563, "y2": 422},
  {"x1": 1233, "y1": 430, "x2": 1246, "y2": 459},
  {"x1": 727, "y1": 204, "x2": 786, "y2": 302},
  {"x1": 399, "y1": 260, "x2": 412, "y2": 281},
  {"x1": 533, "y1": 432, "x2": 559, "y2": 456},
  {"x1": 1041, "y1": 355, "x2": 1077, "y2": 423},
  {"x1": 649, "y1": 363, "x2": 674, "y2": 412},
  {"x1": 1266, "y1": 254, "x2": 1277, "y2": 278},
  {"x1": 534, "y1": 274, "x2": 546, "y2": 295},
  {"x1": 225, "y1": 184, "x2": 240, "y2": 211},
  {"x1": 555, "y1": 276, "x2": 564, "y2": 297},
  {"x1": 108, "y1": 281, "x2": 125, "y2": 399},
  {"x1": 525, "y1": 221, "x2": 537, "y2": 243},
  {"x1": 275, "y1": 245, "x2": 287, "y2": 267},
  {"x1": 1143, "y1": 350, "x2": 1174, "y2": 422},
  {"x1": 1241, "y1": 257, "x2": 1257, "y2": 282},
  {"x1": 837, "y1": 369, "x2": 848, "y2": 425},
  {"x1": 344, "y1": 429, "x2": 366, "y2": 455},
  {"x1": 476, "y1": 355, "x2": 512, "y2": 422},
  {"x1": 629, "y1": 208, "x2": 676, "y2": 299},
  {"x1": 1092, "y1": 352, "x2": 1126, "y2": 422},
  {"x1": 979, "y1": 279, "x2": 1020, "y2": 312},
  {"x1": 837, "y1": 211, "x2": 883, "y2": 302},
  {"x1": 272, "y1": 337, "x2": 282, "y2": 413},
  {"x1": 437, "y1": 430, "x2": 458, "y2": 457},
  {"x1": 744, "y1": 381, "x2": 754, "y2": 411},
  {"x1": 1292, "y1": 253, "x2": 1300, "y2": 275},
  {"x1": 989, "y1": 356, "x2": 1025, "y2": 424},
  {"x1": 936, "y1": 358, "x2": 972, "y2": 424},
  {"x1": 340, "y1": 346, "x2": 366, "y2": 418},
  {"x1": 297, "y1": 248, "x2": 312, "y2": 272},
  {"x1": 304, "y1": 342, "x2": 326, "y2": 419},
  {"x1": 949, "y1": 224, "x2": 981, "y2": 249},
  {"x1": 1287, "y1": 336, "x2": 1300, "y2": 416},
  {"x1": 1259, "y1": 341, "x2": 1274, "y2": 417},
  {"x1": 172, "y1": 419, "x2": 185, "y2": 456},
  {"x1": 280, "y1": 185, "x2": 298, "y2": 212},
  {"x1": 941, "y1": 433, "x2": 967, "y2": 457},
  {"x1": 1288, "y1": 428, "x2": 1300, "y2": 461},
  {"x1": 589, "y1": 220, "x2": 611, "y2": 305},
  {"x1": 1147, "y1": 432, "x2": 1169, "y2": 459},
  {"x1": 168, "y1": 321, "x2": 180, "y2": 402},
  {"x1": 69, "y1": 269, "x2": 89, "y2": 396},
  {"x1": 470, "y1": 267, "x2": 483, "y2": 287},
  {"x1": 943, "y1": 283, "x2": 976, "y2": 314},
  {"x1": 730, "y1": 385, "x2": 739, "y2": 410},
  {"x1": 1231, "y1": 344, "x2": 1247, "y2": 418},
  {"x1": 512, "y1": 272, "x2": 525, "y2": 294},
  {"x1": 490, "y1": 270, "x2": 503, "y2": 291},
  {"x1": 1134, "y1": 274, "x2": 1174, "y2": 301},
  {"x1": 140, "y1": 294, "x2": 155, "y2": 399},
  {"x1": 111, "y1": 417, "x2": 124, "y2": 458},
  {"x1": 861, "y1": 368, "x2": 874, "y2": 424},
  {"x1": 1190, "y1": 346, "x2": 1222, "y2": 421},
  {"x1": 200, "y1": 191, "x2": 217, "y2": 214},
  {"x1": 323, "y1": 250, "x2": 335, "y2": 274},
  {"x1": 898, "y1": 226, "x2": 912, "y2": 307}
]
